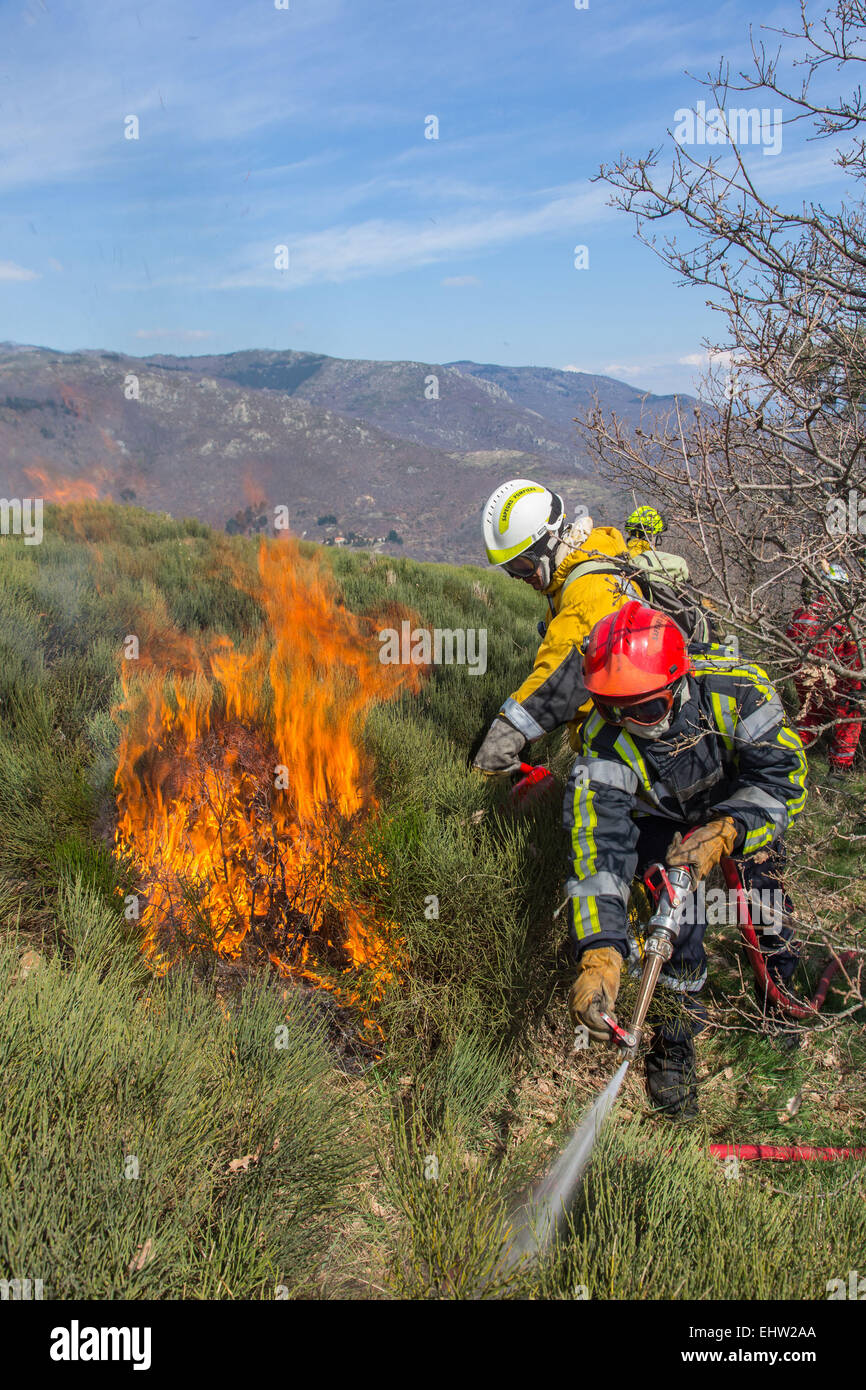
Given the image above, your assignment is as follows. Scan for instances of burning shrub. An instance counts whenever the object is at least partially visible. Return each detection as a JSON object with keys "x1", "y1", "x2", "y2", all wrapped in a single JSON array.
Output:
[{"x1": 114, "y1": 538, "x2": 420, "y2": 1010}]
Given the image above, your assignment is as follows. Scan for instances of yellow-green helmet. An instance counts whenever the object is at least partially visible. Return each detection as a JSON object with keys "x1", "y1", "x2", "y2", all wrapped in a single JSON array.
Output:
[{"x1": 626, "y1": 505, "x2": 665, "y2": 540}]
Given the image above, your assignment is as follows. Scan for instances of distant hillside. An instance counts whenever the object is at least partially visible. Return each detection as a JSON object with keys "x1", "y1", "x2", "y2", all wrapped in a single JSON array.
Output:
[
  {"x1": 0, "y1": 344, "x2": 695, "y2": 564},
  {"x1": 446, "y1": 360, "x2": 687, "y2": 431}
]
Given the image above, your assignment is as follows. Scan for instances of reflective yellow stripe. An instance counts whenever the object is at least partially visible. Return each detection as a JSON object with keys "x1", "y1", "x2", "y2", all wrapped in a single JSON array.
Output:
[
  {"x1": 486, "y1": 533, "x2": 535, "y2": 564},
  {"x1": 738, "y1": 724, "x2": 807, "y2": 851},
  {"x1": 710, "y1": 691, "x2": 737, "y2": 750},
  {"x1": 612, "y1": 729, "x2": 652, "y2": 795},
  {"x1": 743, "y1": 823, "x2": 775, "y2": 853},
  {"x1": 582, "y1": 710, "x2": 605, "y2": 745},
  {"x1": 691, "y1": 656, "x2": 776, "y2": 701},
  {"x1": 777, "y1": 725, "x2": 808, "y2": 818},
  {"x1": 572, "y1": 895, "x2": 602, "y2": 942},
  {"x1": 570, "y1": 739, "x2": 608, "y2": 940},
  {"x1": 570, "y1": 785, "x2": 599, "y2": 878}
]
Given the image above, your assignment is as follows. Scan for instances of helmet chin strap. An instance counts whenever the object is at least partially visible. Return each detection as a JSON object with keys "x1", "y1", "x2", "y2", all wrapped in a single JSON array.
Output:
[
  {"x1": 535, "y1": 554, "x2": 553, "y2": 589},
  {"x1": 551, "y1": 516, "x2": 593, "y2": 572}
]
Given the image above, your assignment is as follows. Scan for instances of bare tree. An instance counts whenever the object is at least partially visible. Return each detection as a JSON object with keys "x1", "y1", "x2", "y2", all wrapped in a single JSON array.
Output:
[{"x1": 579, "y1": 0, "x2": 866, "y2": 739}]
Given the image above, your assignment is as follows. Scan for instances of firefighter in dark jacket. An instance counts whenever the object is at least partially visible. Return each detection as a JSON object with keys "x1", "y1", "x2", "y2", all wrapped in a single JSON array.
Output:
[{"x1": 567, "y1": 600, "x2": 808, "y2": 1117}]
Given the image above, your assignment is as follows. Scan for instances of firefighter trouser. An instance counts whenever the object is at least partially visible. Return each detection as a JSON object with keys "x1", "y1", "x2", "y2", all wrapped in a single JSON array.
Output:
[
  {"x1": 567, "y1": 817, "x2": 800, "y2": 1043},
  {"x1": 737, "y1": 839, "x2": 801, "y2": 1003},
  {"x1": 794, "y1": 678, "x2": 862, "y2": 769}
]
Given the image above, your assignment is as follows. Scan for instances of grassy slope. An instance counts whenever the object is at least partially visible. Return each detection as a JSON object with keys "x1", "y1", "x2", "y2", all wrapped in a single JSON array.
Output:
[{"x1": 0, "y1": 502, "x2": 863, "y2": 1300}]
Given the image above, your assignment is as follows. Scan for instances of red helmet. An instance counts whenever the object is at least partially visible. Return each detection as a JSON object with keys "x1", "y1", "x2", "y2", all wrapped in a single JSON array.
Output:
[{"x1": 583, "y1": 601, "x2": 689, "y2": 702}]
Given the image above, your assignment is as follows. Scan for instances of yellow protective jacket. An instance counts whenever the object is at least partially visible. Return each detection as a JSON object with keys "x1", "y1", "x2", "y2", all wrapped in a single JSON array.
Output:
[{"x1": 500, "y1": 526, "x2": 636, "y2": 746}]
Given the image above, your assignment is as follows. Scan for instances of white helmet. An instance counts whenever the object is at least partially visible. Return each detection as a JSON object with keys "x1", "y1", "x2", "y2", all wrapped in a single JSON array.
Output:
[
  {"x1": 482, "y1": 479, "x2": 565, "y2": 574},
  {"x1": 826, "y1": 563, "x2": 850, "y2": 584}
]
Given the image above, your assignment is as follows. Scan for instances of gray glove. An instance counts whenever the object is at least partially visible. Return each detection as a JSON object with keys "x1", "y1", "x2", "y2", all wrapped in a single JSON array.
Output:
[{"x1": 472, "y1": 715, "x2": 526, "y2": 776}]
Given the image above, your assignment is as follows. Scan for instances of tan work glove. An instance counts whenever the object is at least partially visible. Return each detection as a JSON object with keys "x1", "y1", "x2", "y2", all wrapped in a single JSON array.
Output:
[
  {"x1": 667, "y1": 816, "x2": 738, "y2": 881},
  {"x1": 472, "y1": 715, "x2": 526, "y2": 776},
  {"x1": 568, "y1": 946, "x2": 623, "y2": 1043}
]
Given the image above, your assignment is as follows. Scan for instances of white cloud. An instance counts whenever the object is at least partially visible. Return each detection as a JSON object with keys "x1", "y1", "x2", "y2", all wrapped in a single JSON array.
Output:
[
  {"x1": 562, "y1": 352, "x2": 712, "y2": 394},
  {"x1": 214, "y1": 183, "x2": 612, "y2": 290},
  {"x1": 602, "y1": 362, "x2": 649, "y2": 380},
  {"x1": 678, "y1": 348, "x2": 735, "y2": 369},
  {"x1": 0, "y1": 260, "x2": 40, "y2": 282}
]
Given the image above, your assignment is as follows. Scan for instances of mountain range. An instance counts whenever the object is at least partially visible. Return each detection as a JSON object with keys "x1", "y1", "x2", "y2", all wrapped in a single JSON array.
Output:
[{"x1": 0, "y1": 343, "x2": 692, "y2": 564}]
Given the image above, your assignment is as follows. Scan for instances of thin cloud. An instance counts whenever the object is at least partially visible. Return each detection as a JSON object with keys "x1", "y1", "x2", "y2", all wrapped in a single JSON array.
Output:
[
  {"x1": 0, "y1": 260, "x2": 40, "y2": 282},
  {"x1": 215, "y1": 183, "x2": 612, "y2": 289},
  {"x1": 134, "y1": 328, "x2": 215, "y2": 342}
]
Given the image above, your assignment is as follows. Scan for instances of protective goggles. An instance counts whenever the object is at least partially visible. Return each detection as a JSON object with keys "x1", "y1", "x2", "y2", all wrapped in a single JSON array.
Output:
[
  {"x1": 502, "y1": 495, "x2": 564, "y2": 577},
  {"x1": 503, "y1": 549, "x2": 544, "y2": 578},
  {"x1": 591, "y1": 685, "x2": 677, "y2": 728}
]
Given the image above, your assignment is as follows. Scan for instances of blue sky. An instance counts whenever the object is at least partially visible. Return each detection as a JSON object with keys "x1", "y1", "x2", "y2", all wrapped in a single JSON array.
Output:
[{"x1": 0, "y1": 0, "x2": 851, "y2": 392}]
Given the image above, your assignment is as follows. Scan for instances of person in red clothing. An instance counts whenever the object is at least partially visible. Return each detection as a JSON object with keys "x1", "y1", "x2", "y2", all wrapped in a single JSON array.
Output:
[{"x1": 786, "y1": 565, "x2": 862, "y2": 773}]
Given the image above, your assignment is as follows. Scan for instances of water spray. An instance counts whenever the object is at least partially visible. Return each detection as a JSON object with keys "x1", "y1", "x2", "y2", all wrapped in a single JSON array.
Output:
[
  {"x1": 502, "y1": 1060, "x2": 629, "y2": 1267},
  {"x1": 503, "y1": 861, "x2": 693, "y2": 1265}
]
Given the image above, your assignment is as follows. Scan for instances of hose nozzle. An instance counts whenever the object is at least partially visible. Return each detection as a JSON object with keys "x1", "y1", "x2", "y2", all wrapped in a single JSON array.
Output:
[{"x1": 615, "y1": 864, "x2": 695, "y2": 1058}]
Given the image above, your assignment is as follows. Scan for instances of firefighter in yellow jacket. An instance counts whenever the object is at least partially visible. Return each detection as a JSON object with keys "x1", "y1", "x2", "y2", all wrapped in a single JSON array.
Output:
[
  {"x1": 472, "y1": 479, "x2": 636, "y2": 773},
  {"x1": 625, "y1": 505, "x2": 690, "y2": 584}
]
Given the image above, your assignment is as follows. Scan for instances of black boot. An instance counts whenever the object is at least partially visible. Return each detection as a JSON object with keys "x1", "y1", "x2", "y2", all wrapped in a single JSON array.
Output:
[{"x1": 645, "y1": 1035, "x2": 698, "y2": 1119}]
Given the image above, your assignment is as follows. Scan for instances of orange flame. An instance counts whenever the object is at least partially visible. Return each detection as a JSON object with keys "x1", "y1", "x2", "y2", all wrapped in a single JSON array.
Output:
[
  {"x1": 113, "y1": 538, "x2": 421, "y2": 1021},
  {"x1": 23, "y1": 465, "x2": 104, "y2": 504}
]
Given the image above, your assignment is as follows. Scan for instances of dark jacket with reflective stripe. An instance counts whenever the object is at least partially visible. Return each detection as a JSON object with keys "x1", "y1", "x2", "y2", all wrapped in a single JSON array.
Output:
[{"x1": 565, "y1": 651, "x2": 808, "y2": 956}]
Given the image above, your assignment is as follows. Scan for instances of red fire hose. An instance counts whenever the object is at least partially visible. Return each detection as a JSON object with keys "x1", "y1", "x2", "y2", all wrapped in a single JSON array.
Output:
[
  {"x1": 708, "y1": 1144, "x2": 866, "y2": 1161},
  {"x1": 718, "y1": 855, "x2": 858, "y2": 1019}
]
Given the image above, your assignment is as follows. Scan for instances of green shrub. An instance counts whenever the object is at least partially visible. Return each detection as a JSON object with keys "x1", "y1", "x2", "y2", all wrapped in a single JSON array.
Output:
[{"x1": 0, "y1": 879, "x2": 360, "y2": 1298}]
